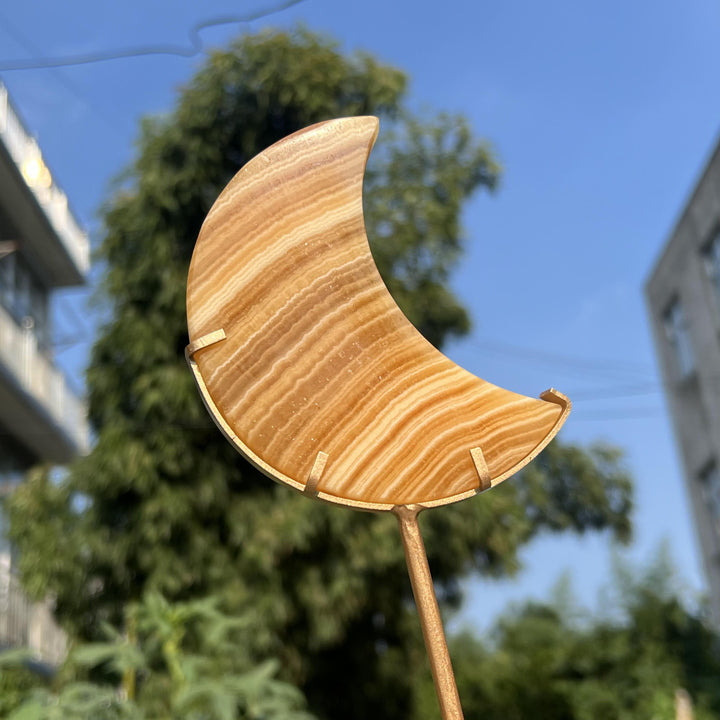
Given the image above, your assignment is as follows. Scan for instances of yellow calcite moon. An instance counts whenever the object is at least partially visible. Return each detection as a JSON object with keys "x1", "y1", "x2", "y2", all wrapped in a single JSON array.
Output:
[{"x1": 186, "y1": 117, "x2": 569, "y2": 511}]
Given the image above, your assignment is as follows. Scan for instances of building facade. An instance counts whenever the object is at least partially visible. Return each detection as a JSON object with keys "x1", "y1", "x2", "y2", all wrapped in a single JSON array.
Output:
[
  {"x1": 0, "y1": 81, "x2": 89, "y2": 664},
  {"x1": 646, "y1": 135, "x2": 720, "y2": 626}
]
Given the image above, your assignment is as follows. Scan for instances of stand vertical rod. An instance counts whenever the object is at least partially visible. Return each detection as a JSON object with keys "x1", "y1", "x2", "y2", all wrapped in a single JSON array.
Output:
[{"x1": 395, "y1": 505, "x2": 464, "y2": 720}]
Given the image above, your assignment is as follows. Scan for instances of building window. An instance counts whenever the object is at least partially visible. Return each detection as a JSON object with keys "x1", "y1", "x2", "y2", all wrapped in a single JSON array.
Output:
[
  {"x1": 703, "y1": 229, "x2": 720, "y2": 315},
  {"x1": 700, "y1": 461, "x2": 720, "y2": 537},
  {"x1": 0, "y1": 251, "x2": 50, "y2": 351},
  {"x1": 663, "y1": 298, "x2": 694, "y2": 378},
  {"x1": 0, "y1": 252, "x2": 15, "y2": 308}
]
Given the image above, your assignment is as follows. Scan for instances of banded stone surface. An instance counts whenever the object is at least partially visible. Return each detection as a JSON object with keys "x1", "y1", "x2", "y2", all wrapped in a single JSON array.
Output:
[{"x1": 186, "y1": 116, "x2": 569, "y2": 510}]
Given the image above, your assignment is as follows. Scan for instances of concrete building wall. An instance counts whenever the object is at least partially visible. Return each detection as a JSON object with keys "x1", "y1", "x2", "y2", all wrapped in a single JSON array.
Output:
[{"x1": 646, "y1": 136, "x2": 720, "y2": 625}]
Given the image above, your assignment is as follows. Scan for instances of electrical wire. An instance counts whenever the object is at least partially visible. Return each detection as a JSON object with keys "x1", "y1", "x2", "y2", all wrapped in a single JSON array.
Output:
[
  {"x1": 0, "y1": 8, "x2": 130, "y2": 136},
  {"x1": 464, "y1": 338, "x2": 653, "y2": 381},
  {"x1": 572, "y1": 407, "x2": 666, "y2": 422},
  {"x1": 567, "y1": 383, "x2": 660, "y2": 401},
  {"x1": 0, "y1": 9, "x2": 84, "y2": 97},
  {"x1": 52, "y1": 295, "x2": 94, "y2": 353},
  {"x1": 0, "y1": 0, "x2": 308, "y2": 72}
]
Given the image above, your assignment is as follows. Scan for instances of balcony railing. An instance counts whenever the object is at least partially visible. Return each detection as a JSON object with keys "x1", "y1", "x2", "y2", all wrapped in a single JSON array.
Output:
[
  {"x1": 0, "y1": 301, "x2": 89, "y2": 454},
  {"x1": 0, "y1": 556, "x2": 66, "y2": 667},
  {"x1": 0, "y1": 82, "x2": 89, "y2": 278}
]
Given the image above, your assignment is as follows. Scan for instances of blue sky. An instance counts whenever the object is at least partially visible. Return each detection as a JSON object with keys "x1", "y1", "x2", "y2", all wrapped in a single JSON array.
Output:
[{"x1": 2, "y1": 0, "x2": 720, "y2": 629}]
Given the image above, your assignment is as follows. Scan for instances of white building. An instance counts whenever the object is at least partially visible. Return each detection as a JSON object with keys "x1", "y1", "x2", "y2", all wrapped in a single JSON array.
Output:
[
  {"x1": 0, "y1": 80, "x2": 89, "y2": 664},
  {"x1": 646, "y1": 134, "x2": 720, "y2": 626}
]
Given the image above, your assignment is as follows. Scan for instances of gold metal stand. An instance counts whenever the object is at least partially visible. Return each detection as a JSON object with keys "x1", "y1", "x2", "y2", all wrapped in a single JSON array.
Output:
[
  {"x1": 395, "y1": 505, "x2": 464, "y2": 720},
  {"x1": 185, "y1": 116, "x2": 572, "y2": 720}
]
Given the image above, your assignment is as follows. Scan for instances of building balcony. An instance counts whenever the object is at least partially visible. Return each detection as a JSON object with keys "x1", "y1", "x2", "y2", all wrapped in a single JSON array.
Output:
[
  {"x1": 0, "y1": 301, "x2": 89, "y2": 463},
  {"x1": 0, "y1": 82, "x2": 89, "y2": 287}
]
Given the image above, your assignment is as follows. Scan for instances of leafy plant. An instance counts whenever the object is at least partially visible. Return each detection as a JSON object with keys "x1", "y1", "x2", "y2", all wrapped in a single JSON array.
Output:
[{"x1": 1, "y1": 592, "x2": 314, "y2": 720}]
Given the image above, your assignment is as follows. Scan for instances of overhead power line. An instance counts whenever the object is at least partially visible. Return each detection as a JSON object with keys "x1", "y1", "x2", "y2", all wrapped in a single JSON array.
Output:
[
  {"x1": 572, "y1": 406, "x2": 666, "y2": 422},
  {"x1": 568, "y1": 383, "x2": 660, "y2": 401},
  {"x1": 465, "y1": 338, "x2": 654, "y2": 381},
  {"x1": 0, "y1": 0, "x2": 307, "y2": 71},
  {"x1": 0, "y1": 7, "x2": 131, "y2": 136}
]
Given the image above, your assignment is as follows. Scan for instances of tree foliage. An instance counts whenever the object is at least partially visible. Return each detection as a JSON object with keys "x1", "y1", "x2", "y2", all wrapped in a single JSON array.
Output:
[
  {"x1": 8, "y1": 28, "x2": 632, "y2": 720},
  {"x1": 4, "y1": 555, "x2": 717, "y2": 720},
  {"x1": 413, "y1": 552, "x2": 720, "y2": 720},
  {"x1": 1, "y1": 592, "x2": 313, "y2": 720}
]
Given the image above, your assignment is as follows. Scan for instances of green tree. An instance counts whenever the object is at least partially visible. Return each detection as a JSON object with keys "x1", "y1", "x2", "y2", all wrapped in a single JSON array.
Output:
[
  {"x1": 7, "y1": 28, "x2": 632, "y2": 720},
  {"x1": 414, "y1": 553, "x2": 720, "y2": 720}
]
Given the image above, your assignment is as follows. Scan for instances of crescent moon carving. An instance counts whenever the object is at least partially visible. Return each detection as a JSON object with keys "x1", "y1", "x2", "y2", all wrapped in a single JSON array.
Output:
[{"x1": 186, "y1": 117, "x2": 570, "y2": 512}]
